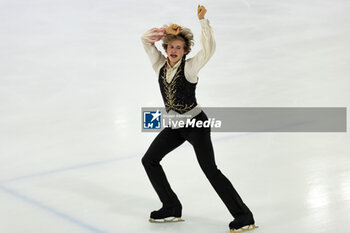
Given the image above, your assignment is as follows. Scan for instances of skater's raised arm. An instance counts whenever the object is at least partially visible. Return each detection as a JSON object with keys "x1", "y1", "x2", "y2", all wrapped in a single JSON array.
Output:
[
  {"x1": 185, "y1": 5, "x2": 216, "y2": 81},
  {"x1": 141, "y1": 28, "x2": 166, "y2": 72}
]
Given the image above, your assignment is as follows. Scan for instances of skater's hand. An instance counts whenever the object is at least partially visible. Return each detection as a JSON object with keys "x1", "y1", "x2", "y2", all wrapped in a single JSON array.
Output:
[
  {"x1": 142, "y1": 28, "x2": 166, "y2": 44},
  {"x1": 197, "y1": 5, "x2": 207, "y2": 20},
  {"x1": 165, "y1": 24, "x2": 182, "y2": 35}
]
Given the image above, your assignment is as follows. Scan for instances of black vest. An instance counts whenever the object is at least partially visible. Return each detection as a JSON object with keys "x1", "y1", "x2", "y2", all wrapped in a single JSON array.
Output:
[{"x1": 158, "y1": 58, "x2": 198, "y2": 114}]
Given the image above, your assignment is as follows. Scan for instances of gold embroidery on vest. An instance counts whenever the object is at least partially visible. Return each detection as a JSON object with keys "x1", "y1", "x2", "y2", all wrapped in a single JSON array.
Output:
[{"x1": 161, "y1": 64, "x2": 195, "y2": 113}]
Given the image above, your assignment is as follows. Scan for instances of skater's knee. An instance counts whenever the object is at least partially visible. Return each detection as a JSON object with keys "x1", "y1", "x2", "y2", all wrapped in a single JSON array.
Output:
[
  {"x1": 141, "y1": 155, "x2": 150, "y2": 167},
  {"x1": 141, "y1": 154, "x2": 159, "y2": 167}
]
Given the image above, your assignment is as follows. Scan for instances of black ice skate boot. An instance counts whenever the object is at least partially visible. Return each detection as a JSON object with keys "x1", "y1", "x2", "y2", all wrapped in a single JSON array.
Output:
[
  {"x1": 229, "y1": 211, "x2": 257, "y2": 232},
  {"x1": 149, "y1": 204, "x2": 183, "y2": 223}
]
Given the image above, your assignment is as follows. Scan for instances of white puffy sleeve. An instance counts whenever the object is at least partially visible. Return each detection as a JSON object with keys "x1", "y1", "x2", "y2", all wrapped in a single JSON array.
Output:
[
  {"x1": 185, "y1": 19, "x2": 216, "y2": 83},
  {"x1": 141, "y1": 28, "x2": 166, "y2": 73}
]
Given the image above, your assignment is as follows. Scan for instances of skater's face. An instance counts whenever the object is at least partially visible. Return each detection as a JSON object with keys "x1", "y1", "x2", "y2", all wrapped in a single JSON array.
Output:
[{"x1": 166, "y1": 39, "x2": 186, "y2": 67}]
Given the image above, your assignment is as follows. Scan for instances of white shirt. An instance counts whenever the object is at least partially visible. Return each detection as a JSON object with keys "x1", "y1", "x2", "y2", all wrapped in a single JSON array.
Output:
[
  {"x1": 141, "y1": 19, "x2": 216, "y2": 128},
  {"x1": 141, "y1": 19, "x2": 216, "y2": 83}
]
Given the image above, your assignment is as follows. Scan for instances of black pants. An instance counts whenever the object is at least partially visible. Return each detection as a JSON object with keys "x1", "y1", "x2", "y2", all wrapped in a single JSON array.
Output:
[{"x1": 141, "y1": 111, "x2": 251, "y2": 217}]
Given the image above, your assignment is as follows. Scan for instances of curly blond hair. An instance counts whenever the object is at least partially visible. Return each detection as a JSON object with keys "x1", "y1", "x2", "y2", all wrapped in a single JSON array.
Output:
[{"x1": 161, "y1": 26, "x2": 194, "y2": 54}]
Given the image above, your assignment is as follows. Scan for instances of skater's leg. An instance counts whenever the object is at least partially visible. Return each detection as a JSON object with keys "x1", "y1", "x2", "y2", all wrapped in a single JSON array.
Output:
[
  {"x1": 183, "y1": 112, "x2": 253, "y2": 218},
  {"x1": 142, "y1": 127, "x2": 185, "y2": 208},
  {"x1": 184, "y1": 112, "x2": 256, "y2": 231}
]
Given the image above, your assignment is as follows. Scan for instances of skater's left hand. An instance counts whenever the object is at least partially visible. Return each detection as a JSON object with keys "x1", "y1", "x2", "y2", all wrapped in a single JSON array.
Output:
[{"x1": 197, "y1": 5, "x2": 207, "y2": 20}]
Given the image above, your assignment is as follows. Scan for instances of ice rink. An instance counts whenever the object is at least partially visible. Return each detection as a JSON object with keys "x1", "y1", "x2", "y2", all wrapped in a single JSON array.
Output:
[{"x1": 1, "y1": 0, "x2": 349, "y2": 232}]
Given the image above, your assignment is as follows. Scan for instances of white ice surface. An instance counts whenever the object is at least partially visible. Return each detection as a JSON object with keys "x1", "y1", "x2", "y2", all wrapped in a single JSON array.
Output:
[{"x1": 0, "y1": 0, "x2": 349, "y2": 233}]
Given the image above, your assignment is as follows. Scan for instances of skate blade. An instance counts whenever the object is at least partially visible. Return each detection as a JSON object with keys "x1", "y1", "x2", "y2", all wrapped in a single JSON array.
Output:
[
  {"x1": 230, "y1": 224, "x2": 258, "y2": 232},
  {"x1": 149, "y1": 217, "x2": 184, "y2": 223}
]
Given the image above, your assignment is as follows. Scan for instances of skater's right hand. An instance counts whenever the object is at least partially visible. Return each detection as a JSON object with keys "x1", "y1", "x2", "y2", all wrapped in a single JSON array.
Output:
[
  {"x1": 165, "y1": 24, "x2": 182, "y2": 35},
  {"x1": 141, "y1": 28, "x2": 166, "y2": 44}
]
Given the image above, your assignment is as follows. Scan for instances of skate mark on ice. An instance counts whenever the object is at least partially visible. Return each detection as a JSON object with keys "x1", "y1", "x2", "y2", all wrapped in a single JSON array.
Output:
[
  {"x1": 0, "y1": 154, "x2": 138, "y2": 184},
  {"x1": 0, "y1": 184, "x2": 107, "y2": 233}
]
